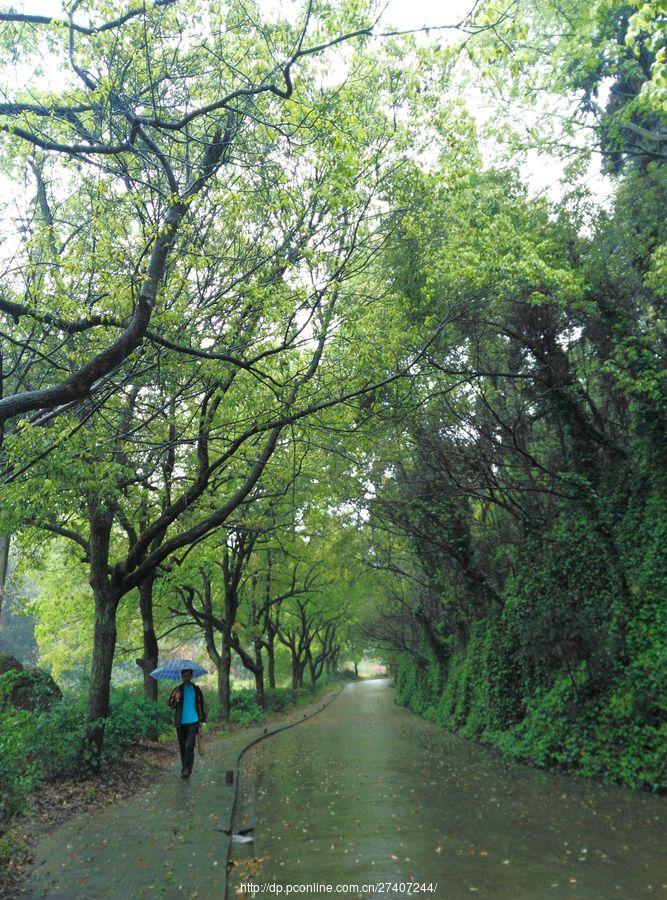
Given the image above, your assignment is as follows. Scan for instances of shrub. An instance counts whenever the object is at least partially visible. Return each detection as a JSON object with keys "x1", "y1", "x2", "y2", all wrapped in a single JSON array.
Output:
[
  {"x1": 0, "y1": 684, "x2": 171, "y2": 825},
  {"x1": 0, "y1": 667, "x2": 62, "y2": 712},
  {"x1": 265, "y1": 687, "x2": 296, "y2": 712},
  {"x1": 229, "y1": 688, "x2": 264, "y2": 724},
  {"x1": 395, "y1": 613, "x2": 667, "y2": 791},
  {"x1": 333, "y1": 668, "x2": 358, "y2": 681},
  {"x1": 0, "y1": 708, "x2": 41, "y2": 820},
  {"x1": 102, "y1": 686, "x2": 171, "y2": 762}
]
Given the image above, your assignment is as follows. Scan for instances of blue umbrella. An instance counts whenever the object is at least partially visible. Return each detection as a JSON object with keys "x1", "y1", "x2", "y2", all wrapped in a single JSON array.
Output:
[{"x1": 150, "y1": 658, "x2": 208, "y2": 680}]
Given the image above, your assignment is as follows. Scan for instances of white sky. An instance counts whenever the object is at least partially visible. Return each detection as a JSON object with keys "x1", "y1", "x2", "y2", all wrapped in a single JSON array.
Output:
[
  {"x1": 4, "y1": 0, "x2": 610, "y2": 202},
  {"x1": 384, "y1": 0, "x2": 610, "y2": 201},
  {"x1": 384, "y1": 0, "x2": 474, "y2": 30},
  {"x1": 12, "y1": 0, "x2": 476, "y2": 27}
]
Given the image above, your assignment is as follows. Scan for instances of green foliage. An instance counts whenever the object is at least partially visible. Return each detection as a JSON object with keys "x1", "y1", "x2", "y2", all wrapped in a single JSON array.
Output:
[
  {"x1": 470, "y1": 0, "x2": 666, "y2": 172},
  {"x1": 393, "y1": 463, "x2": 667, "y2": 791},
  {"x1": 0, "y1": 0, "x2": 663, "y2": 798},
  {"x1": 375, "y1": 61, "x2": 666, "y2": 791},
  {"x1": 396, "y1": 620, "x2": 666, "y2": 791},
  {"x1": 0, "y1": 707, "x2": 40, "y2": 820},
  {"x1": 265, "y1": 687, "x2": 297, "y2": 712},
  {"x1": 0, "y1": 667, "x2": 61, "y2": 712},
  {"x1": 228, "y1": 689, "x2": 265, "y2": 725},
  {"x1": 0, "y1": 685, "x2": 170, "y2": 824},
  {"x1": 100, "y1": 688, "x2": 172, "y2": 763}
]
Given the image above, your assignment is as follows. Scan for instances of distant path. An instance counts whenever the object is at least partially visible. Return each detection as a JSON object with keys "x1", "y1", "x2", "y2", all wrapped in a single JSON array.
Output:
[{"x1": 229, "y1": 679, "x2": 667, "y2": 898}]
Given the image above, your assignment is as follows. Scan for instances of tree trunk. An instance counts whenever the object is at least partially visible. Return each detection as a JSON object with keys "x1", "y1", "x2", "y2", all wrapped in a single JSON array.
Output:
[
  {"x1": 267, "y1": 631, "x2": 276, "y2": 688},
  {"x1": 216, "y1": 663, "x2": 225, "y2": 710},
  {"x1": 308, "y1": 654, "x2": 317, "y2": 685},
  {"x1": 84, "y1": 505, "x2": 116, "y2": 765},
  {"x1": 0, "y1": 534, "x2": 9, "y2": 628},
  {"x1": 218, "y1": 635, "x2": 232, "y2": 722},
  {"x1": 137, "y1": 574, "x2": 159, "y2": 739},
  {"x1": 354, "y1": 660, "x2": 359, "y2": 678},
  {"x1": 415, "y1": 609, "x2": 448, "y2": 685},
  {"x1": 254, "y1": 642, "x2": 265, "y2": 708},
  {"x1": 86, "y1": 586, "x2": 119, "y2": 763},
  {"x1": 291, "y1": 650, "x2": 301, "y2": 690},
  {"x1": 137, "y1": 575, "x2": 159, "y2": 700}
]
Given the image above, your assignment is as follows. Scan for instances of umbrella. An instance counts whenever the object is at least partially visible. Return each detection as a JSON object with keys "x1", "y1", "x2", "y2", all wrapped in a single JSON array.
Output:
[{"x1": 150, "y1": 658, "x2": 208, "y2": 680}]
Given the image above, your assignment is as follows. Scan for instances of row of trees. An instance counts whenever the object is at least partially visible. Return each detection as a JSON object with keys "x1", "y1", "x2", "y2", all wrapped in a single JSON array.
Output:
[
  {"x1": 1, "y1": 0, "x2": 663, "y2": 787},
  {"x1": 358, "y1": 0, "x2": 666, "y2": 788},
  {"x1": 29, "y1": 462, "x2": 371, "y2": 720},
  {"x1": 0, "y1": 0, "x2": 442, "y2": 755}
]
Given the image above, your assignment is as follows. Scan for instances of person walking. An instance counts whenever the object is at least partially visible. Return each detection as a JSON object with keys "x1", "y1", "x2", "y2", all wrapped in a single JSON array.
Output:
[{"x1": 168, "y1": 667, "x2": 207, "y2": 778}]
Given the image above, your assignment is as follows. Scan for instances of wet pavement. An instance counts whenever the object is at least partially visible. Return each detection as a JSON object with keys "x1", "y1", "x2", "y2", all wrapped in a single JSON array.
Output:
[
  {"x1": 26, "y1": 679, "x2": 667, "y2": 899},
  {"x1": 27, "y1": 690, "x2": 338, "y2": 899},
  {"x1": 229, "y1": 678, "x2": 667, "y2": 899}
]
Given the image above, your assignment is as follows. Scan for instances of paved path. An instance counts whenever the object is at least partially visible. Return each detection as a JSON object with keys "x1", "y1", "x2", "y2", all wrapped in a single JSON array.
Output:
[
  {"x1": 229, "y1": 678, "x2": 667, "y2": 899},
  {"x1": 28, "y1": 680, "x2": 667, "y2": 899},
  {"x1": 28, "y1": 690, "x2": 337, "y2": 899}
]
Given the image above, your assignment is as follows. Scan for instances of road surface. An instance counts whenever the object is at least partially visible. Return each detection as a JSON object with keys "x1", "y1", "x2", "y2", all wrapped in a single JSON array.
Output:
[{"x1": 229, "y1": 678, "x2": 666, "y2": 898}]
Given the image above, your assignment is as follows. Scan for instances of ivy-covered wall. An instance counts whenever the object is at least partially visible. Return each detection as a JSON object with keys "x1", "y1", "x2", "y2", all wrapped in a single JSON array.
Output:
[{"x1": 395, "y1": 604, "x2": 666, "y2": 791}]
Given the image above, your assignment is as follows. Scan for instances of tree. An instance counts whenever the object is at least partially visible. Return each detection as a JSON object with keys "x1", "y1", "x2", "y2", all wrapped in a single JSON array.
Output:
[
  {"x1": 0, "y1": 0, "x2": 380, "y2": 432},
  {"x1": 2, "y1": 2, "x2": 452, "y2": 759},
  {"x1": 354, "y1": 57, "x2": 665, "y2": 785},
  {"x1": 467, "y1": 0, "x2": 666, "y2": 172}
]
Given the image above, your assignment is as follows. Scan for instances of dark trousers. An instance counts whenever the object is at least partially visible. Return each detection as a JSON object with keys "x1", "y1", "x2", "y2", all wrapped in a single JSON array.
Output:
[{"x1": 176, "y1": 723, "x2": 199, "y2": 773}]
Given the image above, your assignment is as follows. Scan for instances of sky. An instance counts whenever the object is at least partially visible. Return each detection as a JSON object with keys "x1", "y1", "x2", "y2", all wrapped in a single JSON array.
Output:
[
  {"x1": 14, "y1": 0, "x2": 477, "y2": 28},
  {"x1": 383, "y1": 0, "x2": 475, "y2": 32},
  {"x1": 4, "y1": 0, "x2": 610, "y2": 201}
]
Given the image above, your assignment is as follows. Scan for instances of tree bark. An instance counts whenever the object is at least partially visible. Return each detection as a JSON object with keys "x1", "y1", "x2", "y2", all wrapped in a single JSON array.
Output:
[
  {"x1": 291, "y1": 651, "x2": 299, "y2": 689},
  {"x1": 291, "y1": 650, "x2": 304, "y2": 689},
  {"x1": 137, "y1": 574, "x2": 159, "y2": 701},
  {"x1": 0, "y1": 534, "x2": 10, "y2": 628},
  {"x1": 218, "y1": 634, "x2": 232, "y2": 722},
  {"x1": 84, "y1": 504, "x2": 116, "y2": 764},
  {"x1": 307, "y1": 651, "x2": 317, "y2": 685},
  {"x1": 86, "y1": 585, "x2": 119, "y2": 761},
  {"x1": 267, "y1": 630, "x2": 276, "y2": 689},
  {"x1": 136, "y1": 573, "x2": 159, "y2": 739},
  {"x1": 253, "y1": 641, "x2": 265, "y2": 708}
]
